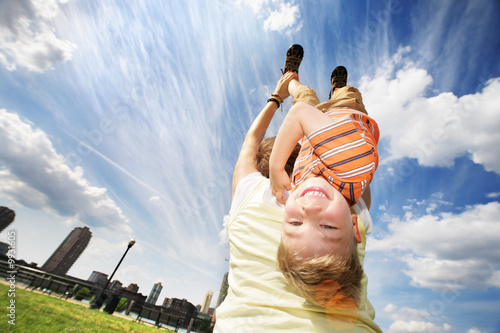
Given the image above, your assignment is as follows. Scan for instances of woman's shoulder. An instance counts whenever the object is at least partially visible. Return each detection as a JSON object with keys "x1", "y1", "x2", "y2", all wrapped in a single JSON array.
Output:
[
  {"x1": 353, "y1": 197, "x2": 373, "y2": 234},
  {"x1": 230, "y1": 172, "x2": 266, "y2": 214}
]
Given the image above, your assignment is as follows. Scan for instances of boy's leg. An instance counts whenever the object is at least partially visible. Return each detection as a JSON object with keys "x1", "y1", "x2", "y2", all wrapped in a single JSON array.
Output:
[
  {"x1": 327, "y1": 85, "x2": 367, "y2": 114},
  {"x1": 288, "y1": 80, "x2": 321, "y2": 107},
  {"x1": 325, "y1": 66, "x2": 367, "y2": 114},
  {"x1": 282, "y1": 44, "x2": 304, "y2": 74},
  {"x1": 280, "y1": 44, "x2": 321, "y2": 107}
]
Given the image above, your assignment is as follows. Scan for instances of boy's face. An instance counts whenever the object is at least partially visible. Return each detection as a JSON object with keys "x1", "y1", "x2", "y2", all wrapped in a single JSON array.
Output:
[{"x1": 283, "y1": 177, "x2": 361, "y2": 259}]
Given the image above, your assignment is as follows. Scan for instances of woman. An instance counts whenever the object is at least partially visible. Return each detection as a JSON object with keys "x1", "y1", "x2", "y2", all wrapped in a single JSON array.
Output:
[{"x1": 214, "y1": 72, "x2": 381, "y2": 332}]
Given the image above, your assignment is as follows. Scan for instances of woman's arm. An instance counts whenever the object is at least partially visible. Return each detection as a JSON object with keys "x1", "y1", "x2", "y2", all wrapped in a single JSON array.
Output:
[{"x1": 232, "y1": 72, "x2": 297, "y2": 197}]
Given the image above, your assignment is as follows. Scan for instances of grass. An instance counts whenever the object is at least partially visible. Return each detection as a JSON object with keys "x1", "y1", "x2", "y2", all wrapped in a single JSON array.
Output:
[{"x1": 0, "y1": 283, "x2": 173, "y2": 332}]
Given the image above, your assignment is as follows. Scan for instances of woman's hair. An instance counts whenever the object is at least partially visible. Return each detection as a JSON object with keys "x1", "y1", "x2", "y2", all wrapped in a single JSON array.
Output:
[
  {"x1": 256, "y1": 137, "x2": 301, "y2": 178},
  {"x1": 277, "y1": 234, "x2": 363, "y2": 308}
]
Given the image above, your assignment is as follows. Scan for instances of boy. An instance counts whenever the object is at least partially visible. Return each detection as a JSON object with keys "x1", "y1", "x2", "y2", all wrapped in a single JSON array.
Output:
[{"x1": 269, "y1": 47, "x2": 380, "y2": 308}]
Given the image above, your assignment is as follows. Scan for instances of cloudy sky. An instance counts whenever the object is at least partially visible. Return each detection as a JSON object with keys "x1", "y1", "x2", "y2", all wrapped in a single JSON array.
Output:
[{"x1": 1, "y1": 0, "x2": 499, "y2": 331}]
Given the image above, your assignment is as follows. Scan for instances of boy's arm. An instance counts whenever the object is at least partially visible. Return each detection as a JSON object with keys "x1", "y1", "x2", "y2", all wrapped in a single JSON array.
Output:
[
  {"x1": 270, "y1": 102, "x2": 336, "y2": 203},
  {"x1": 232, "y1": 72, "x2": 297, "y2": 197}
]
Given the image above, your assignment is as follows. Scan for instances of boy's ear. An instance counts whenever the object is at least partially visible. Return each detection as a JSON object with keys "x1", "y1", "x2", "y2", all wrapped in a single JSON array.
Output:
[{"x1": 351, "y1": 214, "x2": 362, "y2": 243}]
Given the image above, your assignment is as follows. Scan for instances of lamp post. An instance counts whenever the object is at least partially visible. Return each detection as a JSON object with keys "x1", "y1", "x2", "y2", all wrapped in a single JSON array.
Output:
[{"x1": 89, "y1": 239, "x2": 136, "y2": 310}]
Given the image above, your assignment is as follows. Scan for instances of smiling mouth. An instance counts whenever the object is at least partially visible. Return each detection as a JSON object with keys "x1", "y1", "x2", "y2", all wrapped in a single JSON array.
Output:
[{"x1": 300, "y1": 186, "x2": 330, "y2": 200}]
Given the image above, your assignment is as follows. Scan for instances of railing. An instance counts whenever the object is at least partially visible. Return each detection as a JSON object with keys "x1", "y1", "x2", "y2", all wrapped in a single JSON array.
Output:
[
  {"x1": 136, "y1": 306, "x2": 181, "y2": 329},
  {"x1": 0, "y1": 260, "x2": 213, "y2": 332}
]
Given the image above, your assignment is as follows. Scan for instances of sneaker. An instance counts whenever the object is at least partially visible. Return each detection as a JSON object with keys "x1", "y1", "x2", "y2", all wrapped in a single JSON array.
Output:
[
  {"x1": 329, "y1": 66, "x2": 348, "y2": 99},
  {"x1": 282, "y1": 44, "x2": 304, "y2": 75}
]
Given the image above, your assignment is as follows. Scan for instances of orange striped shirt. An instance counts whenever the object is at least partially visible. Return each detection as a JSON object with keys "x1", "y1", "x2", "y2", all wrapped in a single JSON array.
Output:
[{"x1": 292, "y1": 109, "x2": 379, "y2": 206}]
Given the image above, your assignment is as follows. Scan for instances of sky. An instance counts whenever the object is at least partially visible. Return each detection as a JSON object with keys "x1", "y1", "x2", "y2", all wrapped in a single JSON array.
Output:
[{"x1": 0, "y1": 0, "x2": 499, "y2": 331}]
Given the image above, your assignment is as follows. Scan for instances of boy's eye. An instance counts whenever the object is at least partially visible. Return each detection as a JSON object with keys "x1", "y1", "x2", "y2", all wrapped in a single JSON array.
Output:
[
  {"x1": 321, "y1": 225, "x2": 337, "y2": 229},
  {"x1": 290, "y1": 222, "x2": 303, "y2": 226}
]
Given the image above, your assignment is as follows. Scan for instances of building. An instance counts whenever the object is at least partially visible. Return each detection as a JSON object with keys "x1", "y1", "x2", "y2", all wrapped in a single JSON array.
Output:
[
  {"x1": 0, "y1": 242, "x2": 9, "y2": 256},
  {"x1": 216, "y1": 272, "x2": 229, "y2": 308},
  {"x1": 126, "y1": 283, "x2": 139, "y2": 293},
  {"x1": 146, "y1": 282, "x2": 162, "y2": 305},
  {"x1": 163, "y1": 297, "x2": 173, "y2": 308},
  {"x1": 201, "y1": 290, "x2": 213, "y2": 314},
  {"x1": 163, "y1": 297, "x2": 197, "y2": 326},
  {"x1": 109, "y1": 280, "x2": 122, "y2": 291},
  {"x1": 0, "y1": 206, "x2": 15, "y2": 233},
  {"x1": 121, "y1": 288, "x2": 147, "y2": 310},
  {"x1": 88, "y1": 271, "x2": 108, "y2": 287},
  {"x1": 42, "y1": 226, "x2": 92, "y2": 276}
]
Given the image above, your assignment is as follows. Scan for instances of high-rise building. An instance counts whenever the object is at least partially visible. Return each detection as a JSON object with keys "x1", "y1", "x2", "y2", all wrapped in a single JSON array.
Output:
[
  {"x1": 0, "y1": 206, "x2": 15, "y2": 233},
  {"x1": 146, "y1": 282, "x2": 162, "y2": 305},
  {"x1": 88, "y1": 271, "x2": 108, "y2": 287},
  {"x1": 201, "y1": 290, "x2": 213, "y2": 314},
  {"x1": 216, "y1": 272, "x2": 229, "y2": 308},
  {"x1": 42, "y1": 226, "x2": 92, "y2": 276}
]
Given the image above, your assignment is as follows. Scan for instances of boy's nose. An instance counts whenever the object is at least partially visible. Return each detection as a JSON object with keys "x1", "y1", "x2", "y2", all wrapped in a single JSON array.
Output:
[{"x1": 301, "y1": 201, "x2": 322, "y2": 214}]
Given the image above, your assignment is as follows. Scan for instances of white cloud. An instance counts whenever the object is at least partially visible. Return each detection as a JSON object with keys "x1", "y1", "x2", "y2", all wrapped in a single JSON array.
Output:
[
  {"x1": 0, "y1": 0, "x2": 76, "y2": 72},
  {"x1": 237, "y1": 0, "x2": 302, "y2": 35},
  {"x1": 361, "y1": 48, "x2": 500, "y2": 174},
  {"x1": 368, "y1": 200, "x2": 500, "y2": 291},
  {"x1": 0, "y1": 109, "x2": 130, "y2": 232},
  {"x1": 383, "y1": 304, "x2": 452, "y2": 333},
  {"x1": 81, "y1": 237, "x2": 130, "y2": 259},
  {"x1": 148, "y1": 196, "x2": 161, "y2": 205},
  {"x1": 486, "y1": 270, "x2": 500, "y2": 288},
  {"x1": 239, "y1": 0, "x2": 267, "y2": 13},
  {"x1": 384, "y1": 303, "x2": 431, "y2": 322},
  {"x1": 263, "y1": 2, "x2": 302, "y2": 35},
  {"x1": 218, "y1": 214, "x2": 230, "y2": 244},
  {"x1": 467, "y1": 327, "x2": 486, "y2": 333},
  {"x1": 388, "y1": 320, "x2": 451, "y2": 333},
  {"x1": 486, "y1": 192, "x2": 500, "y2": 198}
]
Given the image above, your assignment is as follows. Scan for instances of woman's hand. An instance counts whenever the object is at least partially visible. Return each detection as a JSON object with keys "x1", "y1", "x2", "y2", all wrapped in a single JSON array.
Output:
[
  {"x1": 273, "y1": 71, "x2": 298, "y2": 102},
  {"x1": 270, "y1": 167, "x2": 292, "y2": 205}
]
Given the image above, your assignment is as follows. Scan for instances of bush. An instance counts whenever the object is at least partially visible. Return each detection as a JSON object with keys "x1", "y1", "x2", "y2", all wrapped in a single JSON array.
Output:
[{"x1": 74, "y1": 287, "x2": 90, "y2": 301}]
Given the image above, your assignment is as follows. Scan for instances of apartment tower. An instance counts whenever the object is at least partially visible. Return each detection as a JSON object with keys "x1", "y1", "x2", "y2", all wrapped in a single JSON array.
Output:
[
  {"x1": 201, "y1": 290, "x2": 213, "y2": 314},
  {"x1": 146, "y1": 282, "x2": 163, "y2": 305},
  {"x1": 42, "y1": 226, "x2": 92, "y2": 276}
]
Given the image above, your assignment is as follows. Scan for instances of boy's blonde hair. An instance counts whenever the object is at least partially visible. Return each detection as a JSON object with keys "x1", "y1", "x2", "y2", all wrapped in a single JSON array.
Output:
[{"x1": 277, "y1": 233, "x2": 363, "y2": 308}]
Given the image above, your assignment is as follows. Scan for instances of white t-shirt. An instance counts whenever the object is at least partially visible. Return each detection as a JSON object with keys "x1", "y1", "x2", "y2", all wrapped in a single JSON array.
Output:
[{"x1": 215, "y1": 173, "x2": 381, "y2": 333}]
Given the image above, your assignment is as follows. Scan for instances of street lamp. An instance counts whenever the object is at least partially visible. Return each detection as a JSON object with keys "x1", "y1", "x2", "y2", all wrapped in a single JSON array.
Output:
[{"x1": 89, "y1": 239, "x2": 136, "y2": 310}]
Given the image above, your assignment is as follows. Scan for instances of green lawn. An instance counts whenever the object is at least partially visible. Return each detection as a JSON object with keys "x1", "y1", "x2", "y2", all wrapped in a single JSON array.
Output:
[{"x1": 0, "y1": 283, "x2": 173, "y2": 332}]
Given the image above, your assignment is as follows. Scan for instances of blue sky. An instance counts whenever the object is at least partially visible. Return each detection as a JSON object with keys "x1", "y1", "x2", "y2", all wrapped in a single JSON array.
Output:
[{"x1": 0, "y1": 0, "x2": 499, "y2": 331}]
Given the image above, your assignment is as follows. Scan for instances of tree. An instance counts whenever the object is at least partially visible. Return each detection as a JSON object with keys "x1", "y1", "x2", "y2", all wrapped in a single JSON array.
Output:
[
  {"x1": 74, "y1": 287, "x2": 90, "y2": 301},
  {"x1": 115, "y1": 298, "x2": 129, "y2": 313},
  {"x1": 194, "y1": 319, "x2": 213, "y2": 333}
]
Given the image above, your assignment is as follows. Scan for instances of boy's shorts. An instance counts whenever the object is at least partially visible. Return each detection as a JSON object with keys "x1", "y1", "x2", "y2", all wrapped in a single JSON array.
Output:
[{"x1": 293, "y1": 85, "x2": 368, "y2": 115}]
